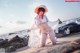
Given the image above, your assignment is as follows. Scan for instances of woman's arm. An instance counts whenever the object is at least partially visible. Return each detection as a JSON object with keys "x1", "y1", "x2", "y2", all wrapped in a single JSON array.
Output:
[
  {"x1": 30, "y1": 22, "x2": 36, "y2": 30},
  {"x1": 45, "y1": 16, "x2": 48, "y2": 22},
  {"x1": 30, "y1": 18, "x2": 39, "y2": 31},
  {"x1": 46, "y1": 17, "x2": 48, "y2": 22}
]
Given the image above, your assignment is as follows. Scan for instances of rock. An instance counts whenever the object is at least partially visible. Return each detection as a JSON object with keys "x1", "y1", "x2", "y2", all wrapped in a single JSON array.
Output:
[
  {"x1": 56, "y1": 39, "x2": 80, "y2": 53},
  {"x1": 8, "y1": 35, "x2": 29, "y2": 46},
  {"x1": 0, "y1": 35, "x2": 29, "y2": 52},
  {"x1": 72, "y1": 50, "x2": 80, "y2": 53},
  {"x1": 60, "y1": 43, "x2": 80, "y2": 53},
  {"x1": 6, "y1": 35, "x2": 29, "y2": 50},
  {"x1": 8, "y1": 35, "x2": 23, "y2": 43},
  {"x1": 22, "y1": 39, "x2": 80, "y2": 53},
  {"x1": 73, "y1": 39, "x2": 80, "y2": 44},
  {"x1": 9, "y1": 33, "x2": 16, "y2": 35},
  {"x1": 10, "y1": 42, "x2": 24, "y2": 49},
  {"x1": 0, "y1": 48, "x2": 5, "y2": 53},
  {"x1": 10, "y1": 36, "x2": 29, "y2": 49},
  {"x1": 0, "y1": 39, "x2": 8, "y2": 48},
  {"x1": 5, "y1": 46, "x2": 16, "y2": 52},
  {"x1": 22, "y1": 36, "x2": 29, "y2": 46}
]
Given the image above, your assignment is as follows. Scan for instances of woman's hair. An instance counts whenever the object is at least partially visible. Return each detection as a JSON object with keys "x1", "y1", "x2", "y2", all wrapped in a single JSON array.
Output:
[{"x1": 37, "y1": 7, "x2": 45, "y2": 14}]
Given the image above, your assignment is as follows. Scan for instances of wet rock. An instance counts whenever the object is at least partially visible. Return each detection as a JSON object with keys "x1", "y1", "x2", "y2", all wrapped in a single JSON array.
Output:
[
  {"x1": 8, "y1": 35, "x2": 23, "y2": 43},
  {"x1": 59, "y1": 39, "x2": 80, "y2": 53},
  {"x1": 0, "y1": 35, "x2": 29, "y2": 52},
  {"x1": 72, "y1": 50, "x2": 80, "y2": 53},
  {"x1": 22, "y1": 35, "x2": 29, "y2": 46},
  {"x1": 10, "y1": 36, "x2": 29, "y2": 48},
  {"x1": 0, "y1": 39, "x2": 8, "y2": 48},
  {"x1": 5, "y1": 35, "x2": 29, "y2": 50},
  {"x1": 5, "y1": 46, "x2": 16, "y2": 52},
  {"x1": 9, "y1": 33, "x2": 16, "y2": 35},
  {"x1": 60, "y1": 43, "x2": 80, "y2": 53},
  {"x1": 45, "y1": 39, "x2": 80, "y2": 53},
  {"x1": 10, "y1": 42, "x2": 25, "y2": 49},
  {"x1": 8, "y1": 35, "x2": 29, "y2": 46},
  {"x1": 73, "y1": 39, "x2": 80, "y2": 44}
]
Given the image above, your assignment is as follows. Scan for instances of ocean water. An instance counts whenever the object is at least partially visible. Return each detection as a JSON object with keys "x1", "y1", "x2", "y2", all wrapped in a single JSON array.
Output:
[{"x1": 0, "y1": 20, "x2": 59, "y2": 48}]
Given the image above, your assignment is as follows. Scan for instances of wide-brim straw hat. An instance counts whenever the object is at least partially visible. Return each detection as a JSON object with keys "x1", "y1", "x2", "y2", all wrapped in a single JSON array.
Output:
[{"x1": 35, "y1": 5, "x2": 48, "y2": 14}]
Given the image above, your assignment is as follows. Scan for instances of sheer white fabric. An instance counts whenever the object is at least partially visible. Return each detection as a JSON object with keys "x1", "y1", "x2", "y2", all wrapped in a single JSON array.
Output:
[{"x1": 28, "y1": 17, "x2": 59, "y2": 47}]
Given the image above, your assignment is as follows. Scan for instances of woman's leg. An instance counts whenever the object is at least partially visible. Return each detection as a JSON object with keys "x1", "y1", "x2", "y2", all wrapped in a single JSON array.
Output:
[
  {"x1": 49, "y1": 30, "x2": 57, "y2": 45},
  {"x1": 40, "y1": 32, "x2": 47, "y2": 47}
]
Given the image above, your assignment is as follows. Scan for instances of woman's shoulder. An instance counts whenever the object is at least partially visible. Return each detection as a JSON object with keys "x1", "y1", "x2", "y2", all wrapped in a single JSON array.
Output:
[
  {"x1": 35, "y1": 16, "x2": 40, "y2": 20},
  {"x1": 34, "y1": 16, "x2": 39, "y2": 21},
  {"x1": 43, "y1": 15, "x2": 47, "y2": 18},
  {"x1": 44, "y1": 15, "x2": 47, "y2": 17},
  {"x1": 34, "y1": 15, "x2": 47, "y2": 20}
]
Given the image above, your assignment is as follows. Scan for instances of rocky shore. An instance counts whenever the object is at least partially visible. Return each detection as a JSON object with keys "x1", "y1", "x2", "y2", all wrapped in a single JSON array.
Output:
[
  {"x1": 16, "y1": 33, "x2": 80, "y2": 53},
  {"x1": 16, "y1": 39, "x2": 80, "y2": 53},
  {"x1": 0, "y1": 31, "x2": 79, "y2": 53},
  {"x1": 0, "y1": 35, "x2": 29, "y2": 53}
]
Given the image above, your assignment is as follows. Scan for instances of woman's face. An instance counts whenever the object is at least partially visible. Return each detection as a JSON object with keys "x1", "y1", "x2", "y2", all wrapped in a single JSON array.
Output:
[{"x1": 38, "y1": 11, "x2": 44, "y2": 16}]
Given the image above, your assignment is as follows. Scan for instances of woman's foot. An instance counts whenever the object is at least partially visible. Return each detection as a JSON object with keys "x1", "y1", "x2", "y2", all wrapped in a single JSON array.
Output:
[
  {"x1": 47, "y1": 42, "x2": 56, "y2": 45},
  {"x1": 37, "y1": 45, "x2": 45, "y2": 48},
  {"x1": 47, "y1": 42, "x2": 52, "y2": 44}
]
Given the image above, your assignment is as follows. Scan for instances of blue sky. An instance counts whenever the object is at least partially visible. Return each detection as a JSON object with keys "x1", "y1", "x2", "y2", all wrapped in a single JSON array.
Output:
[{"x1": 0, "y1": 0, "x2": 80, "y2": 24}]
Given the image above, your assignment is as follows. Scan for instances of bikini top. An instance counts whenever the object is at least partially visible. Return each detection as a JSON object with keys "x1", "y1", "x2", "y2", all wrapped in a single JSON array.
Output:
[{"x1": 35, "y1": 15, "x2": 48, "y2": 25}]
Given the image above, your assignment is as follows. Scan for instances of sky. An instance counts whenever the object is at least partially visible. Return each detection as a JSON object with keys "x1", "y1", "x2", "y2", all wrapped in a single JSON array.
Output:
[{"x1": 0, "y1": 0, "x2": 80, "y2": 25}]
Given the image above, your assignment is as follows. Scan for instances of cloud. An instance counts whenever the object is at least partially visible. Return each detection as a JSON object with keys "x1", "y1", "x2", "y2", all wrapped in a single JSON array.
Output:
[{"x1": 10, "y1": 14, "x2": 15, "y2": 17}]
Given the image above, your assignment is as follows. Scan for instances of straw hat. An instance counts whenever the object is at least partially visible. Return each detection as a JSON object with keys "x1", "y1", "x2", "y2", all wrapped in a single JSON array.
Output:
[{"x1": 35, "y1": 5, "x2": 48, "y2": 14}]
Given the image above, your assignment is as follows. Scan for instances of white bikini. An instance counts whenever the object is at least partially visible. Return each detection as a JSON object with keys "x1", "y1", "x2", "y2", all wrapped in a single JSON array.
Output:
[
  {"x1": 35, "y1": 15, "x2": 47, "y2": 25},
  {"x1": 35, "y1": 15, "x2": 57, "y2": 46}
]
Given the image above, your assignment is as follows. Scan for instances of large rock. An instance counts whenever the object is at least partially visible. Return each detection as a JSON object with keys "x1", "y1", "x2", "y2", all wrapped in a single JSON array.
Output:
[
  {"x1": 22, "y1": 35, "x2": 29, "y2": 46},
  {"x1": 8, "y1": 35, "x2": 23, "y2": 43},
  {"x1": 49, "y1": 39, "x2": 80, "y2": 53},
  {"x1": 0, "y1": 35, "x2": 29, "y2": 53},
  {"x1": 5, "y1": 46, "x2": 16, "y2": 52},
  {"x1": 5, "y1": 35, "x2": 29, "y2": 52},
  {"x1": 0, "y1": 39, "x2": 8, "y2": 48},
  {"x1": 73, "y1": 39, "x2": 80, "y2": 44},
  {"x1": 10, "y1": 42, "x2": 25, "y2": 49},
  {"x1": 8, "y1": 35, "x2": 29, "y2": 46},
  {"x1": 72, "y1": 50, "x2": 80, "y2": 53},
  {"x1": 59, "y1": 43, "x2": 80, "y2": 53},
  {"x1": 21, "y1": 39, "x2": 80, "y2": 53}
]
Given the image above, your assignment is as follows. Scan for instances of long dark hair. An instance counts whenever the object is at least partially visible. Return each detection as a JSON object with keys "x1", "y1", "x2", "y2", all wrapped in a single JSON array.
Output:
[
  {"x1": 38, "y1": 7, "x2": 45, "y2": 13},
  {"x1": 37, "y1": 7, "x2": 45, "y2": 18}
]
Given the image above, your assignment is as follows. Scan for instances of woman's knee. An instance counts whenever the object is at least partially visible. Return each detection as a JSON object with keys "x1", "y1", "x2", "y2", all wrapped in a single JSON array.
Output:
[{"x1": 40, "y1": 33, "x2": 47, "y2": 44}]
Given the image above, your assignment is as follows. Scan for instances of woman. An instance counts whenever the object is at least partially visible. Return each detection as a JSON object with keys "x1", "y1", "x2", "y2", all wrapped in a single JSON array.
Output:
[{"x1": 31, "y1": 5, "x2": 57, "y2": 47}]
